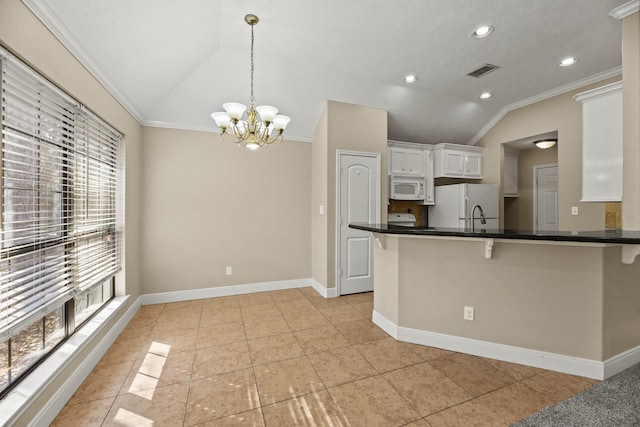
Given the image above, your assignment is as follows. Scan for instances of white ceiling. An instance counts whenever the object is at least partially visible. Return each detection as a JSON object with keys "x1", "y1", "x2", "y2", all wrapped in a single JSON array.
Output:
[{"x1": 22, "y1": 0, "x2": 629, "y2": 145}]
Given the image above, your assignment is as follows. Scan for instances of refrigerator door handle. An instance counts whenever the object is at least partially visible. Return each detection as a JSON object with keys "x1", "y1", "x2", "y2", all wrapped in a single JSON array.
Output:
[{"x1": 464, "y1": 196, "x2": 470, "y2": 220}]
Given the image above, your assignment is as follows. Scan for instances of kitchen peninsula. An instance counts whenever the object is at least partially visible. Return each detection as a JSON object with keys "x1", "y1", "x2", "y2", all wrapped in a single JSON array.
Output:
[{"x1": 350, "y1": 223, "x2": 640, "y2": 380}]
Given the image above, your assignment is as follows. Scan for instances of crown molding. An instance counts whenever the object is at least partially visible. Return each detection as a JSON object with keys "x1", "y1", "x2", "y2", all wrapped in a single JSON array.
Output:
[
  {"x1": 467, "y1": 66, "x2": 622, "y2": 145},
  {"x1": 610, "y1": 0, "x2": 639, "y2": 20},
  {"x1": 21, "y1": 0, "x2": 145, "y2": 124}
]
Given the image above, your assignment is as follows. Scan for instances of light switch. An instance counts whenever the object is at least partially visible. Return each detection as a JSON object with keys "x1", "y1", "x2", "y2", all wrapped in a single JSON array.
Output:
[
  {"x1": 319, "y1": 205, "x2": 325, "y2": 215},
  {"x1": 571, "y1": 206, "x2": 579, "y2": 216}
]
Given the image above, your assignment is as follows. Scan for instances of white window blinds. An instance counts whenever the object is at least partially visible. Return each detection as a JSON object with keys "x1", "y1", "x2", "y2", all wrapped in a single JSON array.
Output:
[{"x1": 0, "y1": 51, "x2": 121, "y2": 339}]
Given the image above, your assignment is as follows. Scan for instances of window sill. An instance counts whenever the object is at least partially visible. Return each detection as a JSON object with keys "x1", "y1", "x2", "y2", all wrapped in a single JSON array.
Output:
[{"x1": 0, "y1": 295, "x2": 135, "y2": 426}]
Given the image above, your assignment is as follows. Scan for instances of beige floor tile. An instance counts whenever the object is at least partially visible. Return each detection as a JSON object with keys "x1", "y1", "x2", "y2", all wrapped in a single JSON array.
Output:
[
  {"x1": 477, "y1": 382, "x2": 555, "y2": 424},
  {"x1": 521, "y1": 370, "x2": 599, "y2": 401},
  {"x1": 200, "y1": 307, "x2": 244, "y2": 327},
  {"x1": 197, "y1": 321, "x2": 247, "y2": 348},
  {"x1": 425, "y1": 399, "x2": 509, "y2": 427},
  {"x1": 118, "y1": 316, "x2": 157, "y2": 340},
  {"x1": 269, "y1": 288, "x2": 305, "y2": 302},
  {"x1": 262, "y1": 390, "x2": 348, "y2": 427},
  {"x1": 146, "y1": 327, "x2": 199, "y2": 354},
  {"x1": 198, "y1": 408, "x2": 265, "y2": 426},
  {"x1": 97, "y1": 336, "x2": 149, "y2": 367},
  {"x1": 340, "y1": 292, "x2": 373, "y2": 305},
  {"x1": 404, "y1": 420, "x2": 431, "y2": 426},
  {"x1": 294, "y1": 325, "x2": 350, "y2": 354},
  {"x1": 404, "y1": 343, "x2": 454, "y2": 361},
  {"x1": 202, "y1": 295, "x2": 241, "y2": 310},
  {"x1": 350, "y1": 301, "x2": 374, "y2": 317},
  {"x1": 333, "y1": 318, "x2": 388, "y2": 345},
  {"x1": 193, "y1": 341, "x2": 253, "y2": 379},
  {"x1": 238, "y1": 292, "x2": 275, "y2": 307},
  {"x1": 306, "y1": 295, "x2": 349, "y2": 309},
  {"x1": 185, "y1": 369, "x2": 260, "y2": 426},
  {"x1": 307, "y1": 346, "x2": 378, "y2": 388},
  {"x1": 68, "y1": 361, "x2": 133, "y2": 405},
  {"x1": 120, "y1": 349, "x2": 194, "y2": 394},
  {"x1": 254, "y1": 356, "x2": 325, "y2": 405},
  {"x1": 135, "y1": 304, "x2": 166, "y2": 319},
  {"x1": 248, "y1": 333, "x2": 305, "y2": 366},
  {"x1": 299, "y1": 287, "x2": 321, "y2": 298},
  {"x1": 51, "y1": 396, "x2": 115, "y2": 427},
  {"x1": 153, "y1": 311, "x2": 202, "y2": 331},
  {"x1": 356, "y1": 337, "x2": 424, "y2": 373},
  {"x1": 327, "y1": 376, "x2": 421, "y2": 427},
  {"x1": 484, "y1": 358, "x2": 545, "y2": 381},
  {"x1": 383, "y1": 362, "x2": 471, "y2": 416},
  {"x1": 281, "y1": 309, "x2": 328, "y2": 332},
  {"x1": 244, "y1": 315, "x2": 291, "y2": 340},
  {"x1": 275, "y1": 297, "x2": 317, "y2": 313},
  {"x1": 320, "y1": 305, "x2": 367, "y2": 324},
  {"x1": 104, "y1": 382, "x2": 190, "y2": 426},
  {"x1": 429, "y1": 353, "x2": 516, "y2": 397},
  {"x1": 163, "y1": 300, "x2": 204, "y2": 313},
  {"x1": 241, "y1": 302, "x2": 282, "y2": 320}
]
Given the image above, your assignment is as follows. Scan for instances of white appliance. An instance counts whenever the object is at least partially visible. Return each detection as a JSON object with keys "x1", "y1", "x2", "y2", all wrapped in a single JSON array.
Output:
[
  {"x1": 387, "y1": 212, "x2": 416, "y2": 227},
  {"x1": 428, "y1": 184, "x2": 499, "y2": 229},
  {"x1": 389, "y1": 175, "x2": 425, "y2": 200}
]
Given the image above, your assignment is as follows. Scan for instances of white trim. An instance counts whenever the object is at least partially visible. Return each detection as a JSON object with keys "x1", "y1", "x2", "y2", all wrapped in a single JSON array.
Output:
[
  {"x1": 0, "y1": 295, "x2": 137, "y2": 427},
  {"x1": 20, "y1": 0, "x2": 145, "y2": 124},
  {"x1": 610, "y1": 0, "x2": 639, "y2": 20},
  {"x1": 467, "y1": 67, "x2": 622, "y2": 145},
  {"x1": 140, "y1": 278, "x2": 312, "y2": 305},
  {"x1": 371, "y1": 310, "x2": 610, "y2": 380},
  {"x1": 335, "y1": 150, "x2": 381, "y2": 296},
  {"x1": 311, "y1": 279, "x2": 338, "y2": 298},
  {"x1": 574, "y1": 81, "x2": 623, "y2": 103},
  {"x1": 603, "y1": 344, "x2": 640, "y2": 378}
]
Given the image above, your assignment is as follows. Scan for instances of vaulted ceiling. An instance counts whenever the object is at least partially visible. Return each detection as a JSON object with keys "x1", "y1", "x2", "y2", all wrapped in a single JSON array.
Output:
[{"x1": 23, "y1": 0, "x2": 629, "y2": 144}]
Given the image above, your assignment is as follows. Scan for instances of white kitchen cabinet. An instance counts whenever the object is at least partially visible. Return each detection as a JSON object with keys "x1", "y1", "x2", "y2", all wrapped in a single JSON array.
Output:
[
  {"x1": 389, "y1": 145, "x2": 424, "y2": 176},
  {"x1": 574, "y1": 82, "x2": 623, "y2": 202},
  {"x1": 423, "y1": 146, "x2": 435, "y2": 204},
  {"x1": 503, "y1": 149, "x2": 519, "y2": 197},
  {"x1": 433, "y1": 143, "x2": 483, "y2": 179}
]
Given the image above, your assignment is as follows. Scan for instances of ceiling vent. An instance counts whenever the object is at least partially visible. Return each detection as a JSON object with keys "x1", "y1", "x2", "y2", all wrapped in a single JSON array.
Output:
[{"x1": 466, "y1": 64, "x2": 500, "y2": 78}]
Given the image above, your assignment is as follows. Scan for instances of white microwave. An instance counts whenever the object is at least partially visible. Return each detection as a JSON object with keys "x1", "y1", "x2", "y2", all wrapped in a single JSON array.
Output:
[{"x1": 390, "y1": 175, "x2": 425, "y2": 200}]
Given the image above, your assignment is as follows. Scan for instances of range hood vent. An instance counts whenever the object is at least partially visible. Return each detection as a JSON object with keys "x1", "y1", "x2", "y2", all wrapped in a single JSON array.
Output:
[{"x1": 466, "y1": 64, "x2": 500, "y2": 78}]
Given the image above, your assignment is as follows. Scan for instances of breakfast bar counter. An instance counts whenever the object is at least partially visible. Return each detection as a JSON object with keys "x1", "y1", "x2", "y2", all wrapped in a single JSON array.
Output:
[{"x1": 349, "y1": 223, "x2": 640, "y2": 380}]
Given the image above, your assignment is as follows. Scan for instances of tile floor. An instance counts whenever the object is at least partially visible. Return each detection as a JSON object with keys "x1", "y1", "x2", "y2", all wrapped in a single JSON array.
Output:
[{"x1": 52, "y1": 288, "x2": 598, "y2": 426}]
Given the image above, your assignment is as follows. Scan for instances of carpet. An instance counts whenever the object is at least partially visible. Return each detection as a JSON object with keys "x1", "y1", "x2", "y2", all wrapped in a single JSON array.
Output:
[{"x1": 514, "y1": 363, "x2": 640, "y2": 426}]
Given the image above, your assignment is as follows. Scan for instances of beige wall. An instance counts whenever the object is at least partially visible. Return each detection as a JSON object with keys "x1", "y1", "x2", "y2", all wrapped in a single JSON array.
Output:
[
  {"x1": 622, "y1": 11, "x2": 640, "y2": 229},
  {"x1": 477, "y1": 76, "x2": 621, "y2": 231},
  {"x1": 312, "y1": 101, "x2": 388, "y2": 291},
  {"x1": 0, "y1": 0, "x2": 143, "y2": 423},
  {"x1": 140, "y1": 127, "x2": 311, "y2": 294},
  {"x1": 503, "y1": 146, "x2": 558, "y2": 229}
]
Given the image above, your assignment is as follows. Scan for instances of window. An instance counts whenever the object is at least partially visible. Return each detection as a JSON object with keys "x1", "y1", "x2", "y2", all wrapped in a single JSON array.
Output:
[{"x1": 0, "y1": 49, "x2": 121, "y2": 396}]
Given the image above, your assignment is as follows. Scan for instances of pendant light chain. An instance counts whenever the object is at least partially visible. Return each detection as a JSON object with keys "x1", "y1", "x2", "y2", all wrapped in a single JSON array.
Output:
[{"x1": 249, "y1": 22, "x2": 255, "y2": 104}]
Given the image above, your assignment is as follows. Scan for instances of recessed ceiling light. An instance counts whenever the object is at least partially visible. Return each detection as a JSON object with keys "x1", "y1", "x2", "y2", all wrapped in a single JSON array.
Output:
[
  {"x1": 559, "y1": 57, "x2": 578, "y2": 67},
  {"x1": 473, "y1": 25, "x2": 494, "y2": 38},
  {"x1": 403, "y1": 75, "x2": 418, "y2": 84},
  {"x1": 479, "y1": 92, "x2": 492, "y2": 99}
]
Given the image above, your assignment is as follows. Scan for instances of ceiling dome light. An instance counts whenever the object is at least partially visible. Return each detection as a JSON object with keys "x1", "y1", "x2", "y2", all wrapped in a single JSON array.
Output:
[
  {"x1": 479, "y1": 92, "x2": 492, "y2": 99},
  {"x1": 533, "y1": 139, "x2": 557, "y2": 149},
  {"x1": 559, "y1": 57, "x2": 578, "y2": 67},
  {"x1": 403, "y1": 75, "x2": 418, "y2": 84},
  {"x1": 473, "y1": 25, "x2": 494, "y2": 38}
]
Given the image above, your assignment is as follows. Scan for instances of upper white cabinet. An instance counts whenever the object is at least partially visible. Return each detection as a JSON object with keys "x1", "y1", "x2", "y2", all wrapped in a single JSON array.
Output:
[
  {"x1": 423, "y1": 146, "x2": 435, "y2": 204},
  {"x1": 503, "y1": 149, "x2": 519, "y2": 197},
  {"x1": 433, "y1": 143, "x2": 483, "y2": 179},
  {"x1": 574, "y1": 82, "x2": 623, "y2": 202},
  {"x1": 389, "y1": 145, "x2": 424, "y2": 176}
]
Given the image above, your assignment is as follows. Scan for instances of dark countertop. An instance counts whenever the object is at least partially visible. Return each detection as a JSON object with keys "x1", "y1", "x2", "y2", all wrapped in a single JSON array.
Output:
[{"x1": 348, "y1": 223, "x2": 640, "y2": 245}]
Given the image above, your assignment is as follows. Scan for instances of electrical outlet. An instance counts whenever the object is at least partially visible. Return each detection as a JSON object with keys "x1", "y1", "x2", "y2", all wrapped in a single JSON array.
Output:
[
  {"x1": 464, "y1": 306, "x2": 474, "y2": 321},
  {"x1": 319, "y1": 205, "x2": 325, "y2": 215},
  {"x1": 226, "y1": 266, "x2": 232, "y2": 276},
  {"x1": 571, "y1": 206, "x2": 579, "y2": 216}
]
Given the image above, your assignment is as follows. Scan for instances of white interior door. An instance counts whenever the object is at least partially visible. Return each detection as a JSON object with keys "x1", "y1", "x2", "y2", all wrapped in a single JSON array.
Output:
[
  {"x1": 338, "y1": 152, "x2": 380, "y2": 295},
  {"x1": 535, "y1": 164, "x2": 558, "y2": 232}
]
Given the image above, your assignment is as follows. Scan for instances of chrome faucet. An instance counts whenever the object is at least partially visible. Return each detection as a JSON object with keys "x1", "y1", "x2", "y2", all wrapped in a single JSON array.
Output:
[{"x1": 471, "y1": 204, "x2": 486, "y2": 231}]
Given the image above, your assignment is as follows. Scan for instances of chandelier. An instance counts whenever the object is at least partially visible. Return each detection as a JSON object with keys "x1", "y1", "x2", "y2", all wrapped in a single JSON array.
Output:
[{"x1": 211, "y1": 14, "x2": 291, "y2": 150}]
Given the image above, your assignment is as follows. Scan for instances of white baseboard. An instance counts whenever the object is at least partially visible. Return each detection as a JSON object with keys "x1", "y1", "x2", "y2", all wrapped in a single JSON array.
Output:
[
  {"x1": 141, "y1": 278, "x2": 314, "y2": 305},
  {"x1": 372, "y1": 310, "x2": 614, "y2": 380},
  {"x1": 311, "y1": 279, "x2": 338, "y2": 299},
  {"x1": 0, "y1": 295, "x2": 138, "y2": 427}
]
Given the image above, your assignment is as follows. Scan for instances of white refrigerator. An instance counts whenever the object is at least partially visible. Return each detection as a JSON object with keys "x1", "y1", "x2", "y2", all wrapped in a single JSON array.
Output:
[{"x1": 427, "y1": 184, "x2": 499, "y2": 229}]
